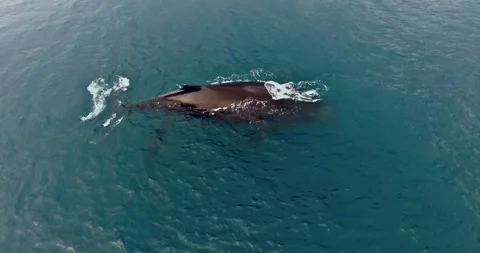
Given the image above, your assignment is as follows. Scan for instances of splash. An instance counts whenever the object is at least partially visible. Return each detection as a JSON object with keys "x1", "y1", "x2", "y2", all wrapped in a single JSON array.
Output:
[
  {"x1": 80, "y1": 78, "x2": 111, "y2": 122},
  {"x1": 81, "y1": 76, "x2": 130, "y2": 126},
  {"x1": 207, "y1": 68, "x2": 328, "y2": 102},
  {"x1": 264, "y1": 81, "x2": 321, "y2": 102}
]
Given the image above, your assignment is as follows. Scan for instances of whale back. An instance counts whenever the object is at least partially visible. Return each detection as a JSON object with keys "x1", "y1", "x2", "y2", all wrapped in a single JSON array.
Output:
[
  {"x1": 134, "y1": 82, "x2": 273, "y2": 111},
  {"x1": 130, "y1": 81, "x2": 323, "y2": 123}
]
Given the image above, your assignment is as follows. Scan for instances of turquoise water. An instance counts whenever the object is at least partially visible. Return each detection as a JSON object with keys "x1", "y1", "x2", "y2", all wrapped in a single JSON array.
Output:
[{"x1": 1, "y1": 0, "x2": 480, "y2": 252}]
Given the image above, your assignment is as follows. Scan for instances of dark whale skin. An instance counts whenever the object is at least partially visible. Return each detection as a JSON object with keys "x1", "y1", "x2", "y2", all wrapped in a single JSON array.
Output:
[{"x1": 131, "y1": 81, "x2": 321, "y2": 122}]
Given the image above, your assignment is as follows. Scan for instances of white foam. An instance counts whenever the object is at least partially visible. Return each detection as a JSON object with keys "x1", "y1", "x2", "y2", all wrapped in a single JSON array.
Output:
[
  {"x1": 264, "y1": 81, "x2": 322, "y2": 102},
  {"x1": 111, "y1": 239, "x2": 126, "y2": 251},
  {"x1": 55, "y1": 242, "x2": 75, "y2": 253},
  {"x1": 113, "y1": 116, "x2": 124, "y2": 127},
  {"x1": 80, "y1": 78, "x2": 111, "y2": 121},
  {"x1": 102, "y1": 113, "x2": 124, "y2": 128},
  {"x1": 113, "y1": 76, "x2": 130, "y2": 91},
  {"x1": 102, "y1": 113, "x2": 117, "y2": 127},
  {"x1": 81, "y1": 76, "x2": 130, "y2": 122}
]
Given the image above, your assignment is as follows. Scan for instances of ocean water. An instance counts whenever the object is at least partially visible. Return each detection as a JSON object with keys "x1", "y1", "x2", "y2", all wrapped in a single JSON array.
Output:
[{"x1": 1, "y1": 0, "x2": 480, "y2": 252}]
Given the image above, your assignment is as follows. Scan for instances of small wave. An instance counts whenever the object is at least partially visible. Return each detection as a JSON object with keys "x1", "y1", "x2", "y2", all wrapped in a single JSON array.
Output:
[
  {"x1": 208, "y1": 69, "x2": 276, "y2": 84},
  {"x1": 81, "y1": 76, "x2": 130, "y2": 123}
]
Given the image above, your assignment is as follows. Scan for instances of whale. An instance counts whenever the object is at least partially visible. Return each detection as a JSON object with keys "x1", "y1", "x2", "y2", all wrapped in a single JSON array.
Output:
[{"x1": 130, "y1": 81, "x2": 322, "y2": 122}]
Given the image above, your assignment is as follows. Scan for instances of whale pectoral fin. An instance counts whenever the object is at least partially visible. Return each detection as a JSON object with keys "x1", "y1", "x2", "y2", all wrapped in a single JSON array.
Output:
[
  {"x1": 152, "y1": 116, "x2": 173, "y2": 144},
  {"x1": 154, "y1": 128, "x2": 168, "y2": 143},
  {"x1": 242, "y1": 121, "x2": 281, "y2": 144}
]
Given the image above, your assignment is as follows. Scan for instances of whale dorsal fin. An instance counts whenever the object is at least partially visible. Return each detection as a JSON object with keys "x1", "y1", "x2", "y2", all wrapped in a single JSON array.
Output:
[{"x1": 181, "y1": 85, "x2": 202, "y2": 92}]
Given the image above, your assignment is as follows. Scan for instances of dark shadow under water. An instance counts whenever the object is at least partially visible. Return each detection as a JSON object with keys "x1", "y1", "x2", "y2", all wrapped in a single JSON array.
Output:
[{"x1": 127, "y1": 98, "x2": 329, "y2": 148}]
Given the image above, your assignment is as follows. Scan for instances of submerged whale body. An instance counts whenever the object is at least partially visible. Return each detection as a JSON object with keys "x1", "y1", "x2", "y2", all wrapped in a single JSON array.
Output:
[{"x1": 131, "y1": 81, "x2": 321, "y2": 122}]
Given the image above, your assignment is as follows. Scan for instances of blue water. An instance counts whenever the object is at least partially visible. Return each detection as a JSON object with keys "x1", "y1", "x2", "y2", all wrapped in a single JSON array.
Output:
[{"x1": 1, "y1": 0, "x2": 480, "y2": 252}]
